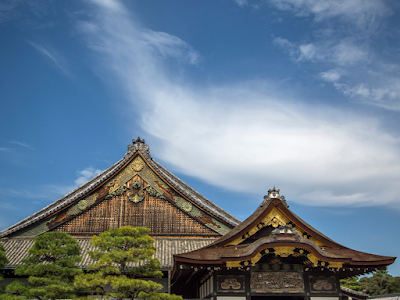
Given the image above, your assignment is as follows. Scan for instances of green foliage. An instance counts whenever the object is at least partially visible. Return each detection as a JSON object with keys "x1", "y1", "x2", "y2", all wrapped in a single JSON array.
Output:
[
  {"x1": 341, "y1": 270, "x2": 400, "y2": 296},
  {"x1": 340, "y1": 276, "x2": 363, "y2": 292},
  {"x1": 0, "y1": 243, "x2": 8, "y2": 268},
  {"x1": 0, "y1": 292, "x2": 22, "y2": 300},
  {"x1": 0, "y1": 243, "x2": 9, "y2": 294},
  {"x1": 76, "y1": 226, "x2": 182, "y2": 300},
  {"x1": 5, "y1": 232, "x2": 82, "y2": 300}
]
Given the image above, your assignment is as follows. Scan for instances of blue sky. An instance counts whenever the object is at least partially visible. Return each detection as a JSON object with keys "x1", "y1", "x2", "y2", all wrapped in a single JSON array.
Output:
[{"x1": 1, "y1": 0, "x2": 400, "y2": 275}]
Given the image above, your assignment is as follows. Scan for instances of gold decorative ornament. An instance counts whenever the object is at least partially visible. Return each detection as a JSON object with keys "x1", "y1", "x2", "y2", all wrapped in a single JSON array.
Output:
[
  {"x1": 66, "y1": 193, "x2": 99, "y2": 216},
  {"x1": 273, "y1": 246, "x2": 295, "y2": 258},
  {"x1": 227, "y1": 207, "x2": 289, "y2": 246},
  {"x1": 77, "y1": 200, "x2": 88, "y2": 210},
  {"x1": 131, "y1": 157, "x2": 145, "y2": 172},
  {"x1": 130, "y1": 194, "x2": 144, "y2": 203},
  {"x1": 221, "y1": 278, "x2": 241, "y2": 290},
  {"x1": 226, "y1": 252, "x2": 262, "y2": 268},
  {"x1": 181, "y1": 202, "x2": 193, "y2": 212}
]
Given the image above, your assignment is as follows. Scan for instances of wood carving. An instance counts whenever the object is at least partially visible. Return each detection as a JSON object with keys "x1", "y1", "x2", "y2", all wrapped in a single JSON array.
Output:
[{"x1": 251, "y1": 272, "x2": 304, "y2": 293}]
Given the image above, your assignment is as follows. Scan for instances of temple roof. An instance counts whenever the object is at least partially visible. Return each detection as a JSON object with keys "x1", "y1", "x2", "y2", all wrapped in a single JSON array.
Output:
[
  {"x1": 173, "y1": 188, "x2": 396, "y2": 278},
  {"x1": 0, "y1": 138, "x2": 240, "y2": 238},
  {"x1": 1, "y1": 237, "x2": 215, "y2": 269}
]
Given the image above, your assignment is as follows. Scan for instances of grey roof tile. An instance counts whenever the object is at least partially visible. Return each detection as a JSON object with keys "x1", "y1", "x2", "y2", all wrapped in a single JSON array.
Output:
[{"x1": 1, "y1": 237, "x2": 215, "y2": 269}]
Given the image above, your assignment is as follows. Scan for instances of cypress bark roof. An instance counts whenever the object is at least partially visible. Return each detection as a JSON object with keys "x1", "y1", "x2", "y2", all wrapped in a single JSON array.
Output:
[
  {"x1": 173, "y1": 188, "x2": 396, "y2": 278},
  {"x1": 0, "y1": 138, "x2": 240, "y2": 238}
]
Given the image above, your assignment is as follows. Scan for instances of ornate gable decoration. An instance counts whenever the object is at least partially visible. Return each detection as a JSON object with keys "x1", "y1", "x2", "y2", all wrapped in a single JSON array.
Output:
[
  {"x1": 6, "y1": 139, "x2": 236, "y2": 238},
  {"x1": 226, "y1": 188, "x2": 327, "y2": 247}
]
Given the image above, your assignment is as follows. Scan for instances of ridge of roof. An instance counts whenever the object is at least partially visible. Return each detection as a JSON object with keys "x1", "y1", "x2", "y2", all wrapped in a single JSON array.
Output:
[
  {"x1": 203, "y1": 188, "x2": 344, "y2": 249},
  {"x1": 368, "y1": 293, "x2": 400, "y2": 299},
  {"x1": 0, "y1": 138, "x2": 240, "y2": 238},
  {"x1": 341, "y1": 286, "x2": 369, "y2": 297},
  {"x1": 149, "y1": 158, "x2": 240, "y2": 227},
  {"x1": 175, "y1": 233, "x2": 395, "y2": 264}
]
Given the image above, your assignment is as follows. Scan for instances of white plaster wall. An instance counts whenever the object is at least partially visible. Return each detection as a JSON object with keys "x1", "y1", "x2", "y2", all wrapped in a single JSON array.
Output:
[{"x1": 217, "y1": 297, "x2": 246, "y2": 300}]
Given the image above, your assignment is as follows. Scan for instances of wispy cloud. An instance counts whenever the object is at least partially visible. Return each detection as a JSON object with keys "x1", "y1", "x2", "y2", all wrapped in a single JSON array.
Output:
[
  {"x1": 0, "y1": 166, "x2": 103, "y2": 213},
  {"x1": 233, "y1": 0, "x2": 248, "y2": 8},
  {"x1": 8, "y1": 140, "x2": 34, "y2": 150},
  {"x1": 75, "y1": 0, "x2": 400, "y2": 209},
  {"x1": 267, "y1": 0, "x2": 400, "y2": 110},
  {"x1": 28, "y1": 41, "x2": 71, "y2": 76},
  {"x1": 74, "y1": 167, "x2": 103, "y2": 186},
  {"x1": 0, "y1": 0, "x2": 21, "y2": 24},
  {"x1": 268, "y1": 0, "x2": 390, "y2": 27},
  {"x1": 0, "y1": 147, "x2": 12, "y2": 152}
]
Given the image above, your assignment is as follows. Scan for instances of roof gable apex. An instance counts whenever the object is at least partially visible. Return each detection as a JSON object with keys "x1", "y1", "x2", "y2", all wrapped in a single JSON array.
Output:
[
  {"x1": 204, "y1": 188, "x2": 344, "y2": 249},
  {"x1": 1, "y1": 139, "x2": 240, "y2": 238}
]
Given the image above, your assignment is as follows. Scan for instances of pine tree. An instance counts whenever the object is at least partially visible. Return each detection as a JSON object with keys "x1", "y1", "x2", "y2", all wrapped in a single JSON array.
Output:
[
  {"x1": 341, "y1": 270, "x2": 400, "y2": 296},
  {"x1": 5, "y1": 232, "x2": 82, "y2": 300},
  {"x1": 75, "y1": 226, "x2": 181, "y2": 300},
  {"x1": 0, "y1": 243, "x2": 9, "y2": 293},
  {"x1": 340, "y1": 276, "x2": 363, "y2": 292}
]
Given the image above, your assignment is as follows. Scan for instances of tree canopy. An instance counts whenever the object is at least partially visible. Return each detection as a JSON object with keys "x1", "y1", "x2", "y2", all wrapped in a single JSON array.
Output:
[
  {"x1": 341, "y1": 270, "x2": 400, "y2": 296},
  {"x1": 75, "y1": 226, "x2": 181, "y2": 300},
  {"x1": 5, "y1": 232, "x2": 82, "y2": 300},
  {"x1": 0, "y1": 243, "x2": 9, "y2": 293}
]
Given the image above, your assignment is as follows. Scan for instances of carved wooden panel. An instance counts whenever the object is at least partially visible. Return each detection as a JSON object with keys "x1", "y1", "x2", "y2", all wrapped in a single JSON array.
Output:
[
  {"x1": 217, "y1": 275, "x2": 245, "y2": 292},
  {"x1": 53, "y1": 194, "x2": 218, "y2": 236},
  {"x1": 250, "y1": 272, "x2": 304, "y2": 293},
  {"x1": 309, "y1": 276, "x2": 337, "y2": 293}
]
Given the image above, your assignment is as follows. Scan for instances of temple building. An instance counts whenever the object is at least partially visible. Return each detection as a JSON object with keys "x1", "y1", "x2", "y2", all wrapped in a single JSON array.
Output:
[
  {"x1": 0, "y1": 139, "x2": 396, "y2": 299},
  {"x1": 171, "y1": 188, "x2": 395, "y2": 300},
  {"x1": 0, "y1": 138, "x2": 240, "y2": 291}
]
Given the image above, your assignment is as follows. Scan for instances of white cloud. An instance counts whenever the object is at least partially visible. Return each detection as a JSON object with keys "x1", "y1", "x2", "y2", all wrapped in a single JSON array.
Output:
[
  {"x1": 74, "y1": 167, "x2": 103, "y2": 186},
  {"x1": 269, "y1": 0, "x2": 400, "y2": 110},
  {"x1": 320, "y1": 69, "x2": 343, "y2": 82},
  {"x1": 331, "y1": 41, "x2": 368, "y2": 65},
  {"x1": 275, "y1": 37, "x2": 368, "y2": 65},
  {"x1": 8, "y1": 140, "x2": 34, "y2": 150},
  {"x1": 76, "y1": 0, "x2": 400, "y2": 209},
  {"x1": 320, "y1": 71, "x2": 400, "y2": 111},
  {"x1": 268, "y1": 0, "x2": 390, "y2": 27},
  {"x1": 28, "y1": 41, "x2": 70, "y2": 76},
  {"x1": 0, "y1": 167, "x2": 104, "y2": 211},
  {"x1": 298, "y1": 43, "x2": 317, "y2": 61},
  {"x1": 0, "y1": 0, "x2": 21, "y2": 23},
  {"x1": 233, "y1": 0, "x2": 248, "y2": 8},
  {"x1": 273, "y1": 37, "x2": 297, "y2": 58}
]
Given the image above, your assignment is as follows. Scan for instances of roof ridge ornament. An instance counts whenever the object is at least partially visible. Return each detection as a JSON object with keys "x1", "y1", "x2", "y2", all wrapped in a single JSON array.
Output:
[
  {"x1": 271, "y1": 224, "x2": 298, "y2": 235},
  {"x1": 261, "y1": 187, "x2": 289, "y2": 208},
  {"x1": 126, "y1": 136, "x2": 150, "y2": 157}
]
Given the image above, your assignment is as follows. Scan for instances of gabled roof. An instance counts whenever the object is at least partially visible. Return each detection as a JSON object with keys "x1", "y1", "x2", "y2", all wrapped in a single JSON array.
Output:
[
  {"x1": 0, "y1": 138, "x2": 240, "y2": 238},
  {"x1": 1, "y1": 237, "x2": 215, "y2": 269},
  {"x1": 203, "y1": 187, "x2": 343, "y2": 249},
  {"x1": 173, "y1": 188, "x2": 396, "y2": 278}
]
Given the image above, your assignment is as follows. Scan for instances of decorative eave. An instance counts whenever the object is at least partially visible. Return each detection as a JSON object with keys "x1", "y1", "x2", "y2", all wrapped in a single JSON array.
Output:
[
  {"x1": 204, "y1": 188, "x2": 344, "y2": 249},
  {"x1": 174, "y1": 235, "x2": 395, "y2": 268},
  {"x1": 172, "y1": 188, "x2": 396, "y2": 280},
  {"x1": 0, "y1": 138, "x2": 240, "y2": 238}
]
